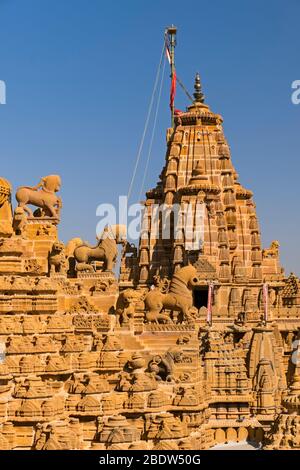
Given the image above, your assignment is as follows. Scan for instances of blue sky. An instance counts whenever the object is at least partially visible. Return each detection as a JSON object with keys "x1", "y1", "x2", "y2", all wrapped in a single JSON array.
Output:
[{"x1": 0, "y1": 0, "x2": 299, "y2": 274}]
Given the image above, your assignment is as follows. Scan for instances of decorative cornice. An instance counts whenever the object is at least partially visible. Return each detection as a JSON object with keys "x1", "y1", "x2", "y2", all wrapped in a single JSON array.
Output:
[{"x1": 179, "y1": 183, "x2": 221, "y2": 196}]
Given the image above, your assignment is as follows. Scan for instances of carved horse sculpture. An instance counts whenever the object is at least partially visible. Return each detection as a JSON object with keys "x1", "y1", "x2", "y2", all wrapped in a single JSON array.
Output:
[
  {"x1": 15, "y1": 175, "x2": 62, "y2": 218},
  {"x1": 74, "y1": 224, "x2": 126, "y2": 272},
  {"x1": 145, "y1": 265, "x2": 201, "y2": 323}
]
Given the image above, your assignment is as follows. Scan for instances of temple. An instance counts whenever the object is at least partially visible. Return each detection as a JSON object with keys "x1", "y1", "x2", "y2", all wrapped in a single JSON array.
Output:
[{"x1": 0, "y1": 60, "x2": 299, "y2": 450}]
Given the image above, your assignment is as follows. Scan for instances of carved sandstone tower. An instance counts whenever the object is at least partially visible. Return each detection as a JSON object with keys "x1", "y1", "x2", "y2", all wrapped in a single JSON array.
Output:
[{"x1": 137, "y1": 73, "x2": 283, "y2": 324}]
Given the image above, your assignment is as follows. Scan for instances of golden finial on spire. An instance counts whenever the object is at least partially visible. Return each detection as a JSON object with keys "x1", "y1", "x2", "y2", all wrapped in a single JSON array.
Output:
[{"x1": 193, "y1": 73, "x2": 205, "y2": 103}]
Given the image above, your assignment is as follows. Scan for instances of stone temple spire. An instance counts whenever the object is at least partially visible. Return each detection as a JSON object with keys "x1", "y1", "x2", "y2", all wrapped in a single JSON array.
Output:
[{"x1": 193, "y1": 73, "x2": 205, "y2": 103}]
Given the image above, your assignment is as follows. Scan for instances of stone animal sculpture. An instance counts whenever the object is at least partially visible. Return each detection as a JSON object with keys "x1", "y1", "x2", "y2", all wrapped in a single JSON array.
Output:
[
  {"x1": 144, "y1": 265, "x2": 201, "y2": 323},
  {"x1": 148, "y1": 350, "x2": 182, "y2": 382},
  {"x1": 65, "y1": 238, "x2": 84, "y2": 258},
  {"x1": 65, "y1": 237, "x2": 84, "y2": 275},
  {"x1": 49, "y1": 241, "x2": 67, "y2": 275},
  {"x1": 74, "y1": 224, "x2": 126, "y2": 272},
  {"x1": 262, "y1": 240, "x2": 280, "y2": 259},
  {"x1": 13, "y1": 207, "x2": 27, "y2": 235},
  {"x1": 116, "y1": 289, "x2": 144, "y2": 324},
  {"x1": 15, "y1": 175, "x2": 62, "y2": 218}
]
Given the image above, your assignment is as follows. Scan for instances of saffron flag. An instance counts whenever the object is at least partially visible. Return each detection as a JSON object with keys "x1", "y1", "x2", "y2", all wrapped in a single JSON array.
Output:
[
  {"x1": 165, "y1": 34, "x2": 171, "y2": 64},
  {"x1": 165, "y1": 44, "x2": 171, "y2": 64},
  {"x1": 170, "y1": 69, "x2": 176, "y2": 110}
]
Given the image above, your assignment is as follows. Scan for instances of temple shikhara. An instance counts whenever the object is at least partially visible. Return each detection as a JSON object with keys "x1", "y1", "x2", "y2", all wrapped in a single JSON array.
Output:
[{"x1": 0, "y1": 27, "x2": 299, "y2": 451}]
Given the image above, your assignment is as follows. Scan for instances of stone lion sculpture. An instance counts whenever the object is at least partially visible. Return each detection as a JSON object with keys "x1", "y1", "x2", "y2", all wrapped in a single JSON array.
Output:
[
  {"x1": 144, "y1": 265, "x2": 201, "y2": 323},
  {"x1": 49, "y1": 241, "x2": 67, "y2": 275},
  {"x1": 116, "y1": 288, "x2": 144, "y2": 324},
  {"x1": 15, "y1": 175, "x2": 62, "y2": 218},
  {"x1": 13, "y1": 207, "x2": 27, "y2": 235},
  {"x1": 74, "y1": 224, "x2": 126, "y2": 272},
  {"x1": 262, "y1": 240, "x2": 280, "y2": 258}
]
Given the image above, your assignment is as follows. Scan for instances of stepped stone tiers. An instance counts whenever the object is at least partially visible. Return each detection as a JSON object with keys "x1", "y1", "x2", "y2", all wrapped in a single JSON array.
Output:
[{"x1": 0, "y1": 77, "x2": 299, "y2": 450}]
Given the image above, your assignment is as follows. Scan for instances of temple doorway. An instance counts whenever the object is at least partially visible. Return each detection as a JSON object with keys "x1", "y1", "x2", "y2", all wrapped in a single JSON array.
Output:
[{"x1": 193, "y1": 286, "x2": 209, "y2": 309}]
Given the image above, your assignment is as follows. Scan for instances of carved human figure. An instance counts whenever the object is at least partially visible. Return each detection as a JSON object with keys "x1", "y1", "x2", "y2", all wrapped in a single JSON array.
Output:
[{"x1": 256, "y1": 359, "x2": 276, "y2": 412}]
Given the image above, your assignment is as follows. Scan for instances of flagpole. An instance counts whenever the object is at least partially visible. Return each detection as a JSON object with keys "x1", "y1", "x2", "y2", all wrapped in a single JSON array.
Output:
[{"x1": 166, "y1": 25, "x2": 177, "y2": 127}]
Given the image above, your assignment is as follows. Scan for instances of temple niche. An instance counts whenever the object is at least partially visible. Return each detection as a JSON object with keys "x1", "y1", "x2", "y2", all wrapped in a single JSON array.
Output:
[{"x1": 0, "y1": 73, "x2": 299, "y2": 451}]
